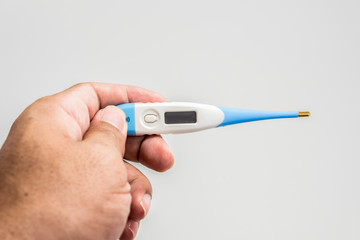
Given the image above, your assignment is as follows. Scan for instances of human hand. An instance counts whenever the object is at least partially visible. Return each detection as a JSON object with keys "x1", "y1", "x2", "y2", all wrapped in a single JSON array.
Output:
[{"x1": 0, "y1": 83, "x2": 174, "y2": 240}]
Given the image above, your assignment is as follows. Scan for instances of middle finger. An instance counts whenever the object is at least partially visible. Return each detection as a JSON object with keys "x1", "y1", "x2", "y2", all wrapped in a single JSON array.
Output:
[{"x1": 124, "y1": 135, "x2": 174, "y2": 172}]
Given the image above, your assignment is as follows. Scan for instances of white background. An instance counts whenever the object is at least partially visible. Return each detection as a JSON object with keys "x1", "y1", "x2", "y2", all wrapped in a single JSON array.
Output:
[{"x1": 1, "y1": 0, "x2": 359, "y2": 239}]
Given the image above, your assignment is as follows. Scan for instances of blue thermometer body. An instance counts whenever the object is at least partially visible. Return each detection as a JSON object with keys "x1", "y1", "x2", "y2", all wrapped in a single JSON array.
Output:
[{"x1": 117, "y1": 102, "x2": 309, "y2": 136}]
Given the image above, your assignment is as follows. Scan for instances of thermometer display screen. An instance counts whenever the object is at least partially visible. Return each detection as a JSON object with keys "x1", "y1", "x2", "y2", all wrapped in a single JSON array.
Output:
[{"x1": 165, "y1": 111, "x2": 197, "y2": 124}]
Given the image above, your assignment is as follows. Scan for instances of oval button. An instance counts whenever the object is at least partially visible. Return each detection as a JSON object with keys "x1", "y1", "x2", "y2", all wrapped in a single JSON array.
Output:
[{"x1": 144, "y1": 114, "x2": 158, "y2": 123}]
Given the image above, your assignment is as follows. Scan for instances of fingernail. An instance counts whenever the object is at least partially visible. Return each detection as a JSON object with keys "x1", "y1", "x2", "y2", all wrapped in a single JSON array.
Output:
[
  {"x1": 140, "y1": 194, "x2": 152, "y2": 216},
  {"x1": 128, "y1": 220, "x2": 139, "y2": 237},
  {"x1": 99, "y1": 106, "x2": 127, "y2": 135}
]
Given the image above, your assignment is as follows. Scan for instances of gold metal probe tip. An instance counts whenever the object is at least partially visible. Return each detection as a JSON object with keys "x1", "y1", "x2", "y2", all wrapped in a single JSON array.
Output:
[{"x1": 298, "y1": 111, "x2": 310, "y2": 117}]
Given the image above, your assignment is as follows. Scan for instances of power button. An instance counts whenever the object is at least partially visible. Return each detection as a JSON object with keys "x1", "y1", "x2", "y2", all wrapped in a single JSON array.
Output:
[{"x1": 144, "y1": 114, "x2": 158, "y2": 123}]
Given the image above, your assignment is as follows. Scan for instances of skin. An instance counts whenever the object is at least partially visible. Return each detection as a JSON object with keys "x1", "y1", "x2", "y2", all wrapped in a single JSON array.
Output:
[{"x1": 0, "y1": 83, "x2": 175, "y2": 240}]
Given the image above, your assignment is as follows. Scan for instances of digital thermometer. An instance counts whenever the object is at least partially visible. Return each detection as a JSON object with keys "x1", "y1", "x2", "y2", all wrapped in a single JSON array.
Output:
[{"x1": 117, "y1": 102, "x2": 310, "y2": 136}]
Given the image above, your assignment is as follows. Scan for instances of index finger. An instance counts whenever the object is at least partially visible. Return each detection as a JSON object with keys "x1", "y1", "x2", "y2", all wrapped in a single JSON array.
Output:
[{"x1": 53, "y1": 83, "x2": 166, "y2": 138}]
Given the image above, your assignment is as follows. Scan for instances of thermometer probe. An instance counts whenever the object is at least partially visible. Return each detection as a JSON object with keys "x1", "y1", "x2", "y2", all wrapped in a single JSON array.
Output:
[{"x1": 117, "y1": 102, "x2": 310, "y2": 136}]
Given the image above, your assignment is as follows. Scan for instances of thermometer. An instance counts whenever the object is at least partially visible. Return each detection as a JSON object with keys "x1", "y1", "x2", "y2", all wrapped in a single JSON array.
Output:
[{"x1": 117, "y1": 102, "x2": 310, "y2": 136}]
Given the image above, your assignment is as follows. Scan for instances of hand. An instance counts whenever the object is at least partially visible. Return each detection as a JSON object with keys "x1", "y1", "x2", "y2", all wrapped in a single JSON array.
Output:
[{"x1": 0, "y1": 83, "x2": 174, "y2": 240}]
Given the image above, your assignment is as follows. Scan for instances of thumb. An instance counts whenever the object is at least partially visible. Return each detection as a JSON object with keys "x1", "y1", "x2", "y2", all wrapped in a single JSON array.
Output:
[{"x1": 83, "y1": 105, "x2": 128, "y2": 155}]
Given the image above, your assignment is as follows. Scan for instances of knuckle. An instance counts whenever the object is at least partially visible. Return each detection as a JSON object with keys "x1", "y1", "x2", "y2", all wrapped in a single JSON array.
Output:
[
  {"x1": 92, "y1": 123, "x2": 123, "y2": 148},
  {"x1": 33, "y1": 96, "x2": 53, "y2": 106},
  {"x1": 71, "y1": 82, "x2": 96, "y2": 93},
  {"x1": 73, "y1": 82, "x2": 92, "y2": 88}
]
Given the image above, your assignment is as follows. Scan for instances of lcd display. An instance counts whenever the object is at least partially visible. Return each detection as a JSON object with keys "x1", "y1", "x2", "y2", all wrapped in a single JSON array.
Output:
[{"x1": 165, "y1": 111, "x2": 197, "y2": 124}]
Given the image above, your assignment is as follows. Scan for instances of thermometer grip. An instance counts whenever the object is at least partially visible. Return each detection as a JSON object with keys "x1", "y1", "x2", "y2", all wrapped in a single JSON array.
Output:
[{"x1": 117, "y1": 102, "x2": 224, "y2": 136}]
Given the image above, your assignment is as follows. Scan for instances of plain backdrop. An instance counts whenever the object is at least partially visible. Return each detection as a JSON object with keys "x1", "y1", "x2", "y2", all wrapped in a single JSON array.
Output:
[{"x1": 1, "y1": 0, "x2": 359, "y2": 239}]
